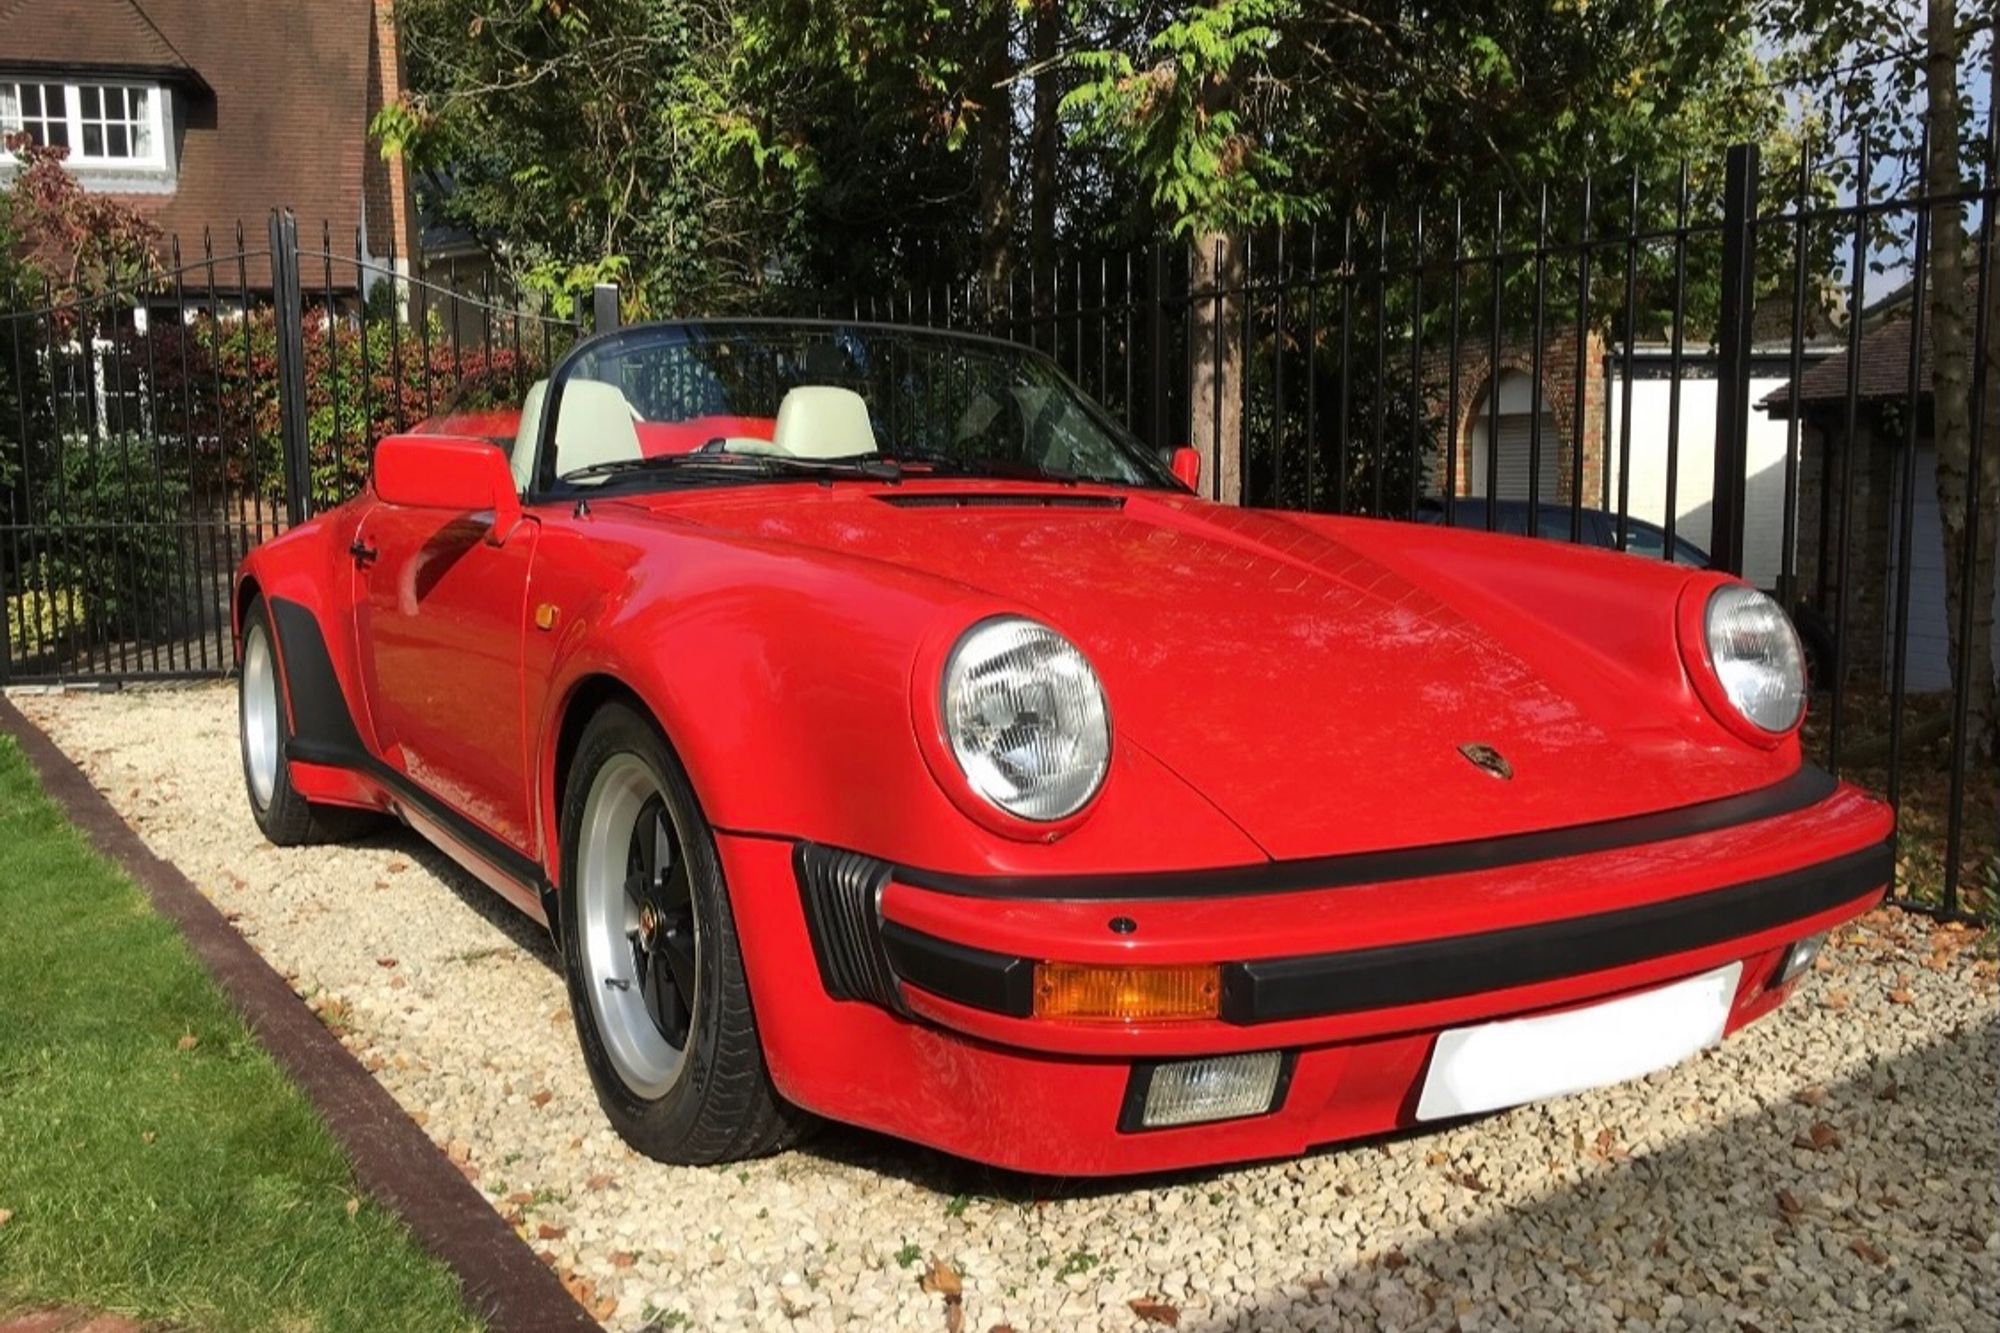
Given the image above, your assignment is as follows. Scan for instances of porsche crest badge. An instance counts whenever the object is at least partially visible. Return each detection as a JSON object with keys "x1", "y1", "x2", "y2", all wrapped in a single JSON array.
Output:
[{"x1": 1457, "y1": 743, "x2": 1513, "y2": 780}]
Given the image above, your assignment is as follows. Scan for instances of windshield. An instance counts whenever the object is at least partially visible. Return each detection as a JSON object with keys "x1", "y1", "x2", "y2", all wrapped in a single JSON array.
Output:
[{"x1": 538, "y1": 321, "x2": 1176, "y2": 492}]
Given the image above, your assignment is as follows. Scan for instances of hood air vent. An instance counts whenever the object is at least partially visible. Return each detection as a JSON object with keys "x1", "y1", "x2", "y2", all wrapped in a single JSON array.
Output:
[{"x1": 876, "y1": 492, "x2": 1126, "y2": 510}]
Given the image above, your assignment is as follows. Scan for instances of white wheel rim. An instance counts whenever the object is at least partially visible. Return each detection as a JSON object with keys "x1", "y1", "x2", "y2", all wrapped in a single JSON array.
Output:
[
  {"x1": 241, "y1": 622, "x2": 280, "y2": 811},
  {"x1": 577, "y1": 754, "x2": 701, "y2": 1100}
]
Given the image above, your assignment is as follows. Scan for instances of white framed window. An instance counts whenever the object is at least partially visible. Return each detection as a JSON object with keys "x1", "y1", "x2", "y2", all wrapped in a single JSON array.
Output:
[{"x1": 1, "y1": 79, "x2": 167, "y2": 169}]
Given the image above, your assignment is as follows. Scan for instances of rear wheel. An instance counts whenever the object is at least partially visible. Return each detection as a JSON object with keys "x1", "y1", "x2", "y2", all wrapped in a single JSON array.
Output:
[
  {"x1": 238, "y1": 596, "x2": 376, "y2": 846},
  {"x1": 558, "y1": 701, "x2": 812, "y2": 1164}
]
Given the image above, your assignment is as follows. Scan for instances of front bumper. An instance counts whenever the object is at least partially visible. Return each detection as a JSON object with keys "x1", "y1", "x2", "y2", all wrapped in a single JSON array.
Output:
[{"x1": 722, "y1": 770, "x2": 1892, "y2": 1175}]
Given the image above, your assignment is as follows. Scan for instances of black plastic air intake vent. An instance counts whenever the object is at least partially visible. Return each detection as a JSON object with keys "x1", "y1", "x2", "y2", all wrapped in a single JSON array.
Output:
[
  {"x1": 793, "y1": 843, "x2": 905, "y2": 1013},
  {"x1": 875, "y1": 492, "x2": 1125, "y2": 510}
]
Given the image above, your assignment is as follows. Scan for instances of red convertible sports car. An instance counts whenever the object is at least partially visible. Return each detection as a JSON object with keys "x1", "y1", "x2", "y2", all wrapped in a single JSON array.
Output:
[{"x1": 233, "y1": 320, "x2": 1892, "y2": 1176}]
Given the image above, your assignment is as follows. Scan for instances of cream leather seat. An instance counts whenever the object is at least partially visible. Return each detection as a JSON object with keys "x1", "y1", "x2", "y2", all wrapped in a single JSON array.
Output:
[
  {"x1": 509, "y1": 379, "x2": 548, "y2": 492},
  {"x1": 771, "y1": 386, "x2": 877, "y2": 459},
  {"x1": 554, "y1": 378, "x2": 644, "y2": 478}
]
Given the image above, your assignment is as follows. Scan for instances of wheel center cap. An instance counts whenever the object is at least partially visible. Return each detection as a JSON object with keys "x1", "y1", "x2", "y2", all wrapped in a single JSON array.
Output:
[{"x1": 638, "y1": 903, "x2": 659, "y2": 948}]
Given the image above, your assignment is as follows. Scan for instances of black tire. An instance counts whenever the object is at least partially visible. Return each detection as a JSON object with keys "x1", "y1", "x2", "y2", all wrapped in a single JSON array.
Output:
[
  {"x1": 238, "y1": 596, "x2": 378, "y2": 847},
  {"x1": 557, "y1": 701, "x2": 814, "y2": 1164}
]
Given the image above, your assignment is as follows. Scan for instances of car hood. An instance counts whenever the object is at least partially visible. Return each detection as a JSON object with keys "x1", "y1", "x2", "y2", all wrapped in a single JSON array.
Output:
[{"x1": 635, "y1": 484, "x2": 1794, "y2": 861}]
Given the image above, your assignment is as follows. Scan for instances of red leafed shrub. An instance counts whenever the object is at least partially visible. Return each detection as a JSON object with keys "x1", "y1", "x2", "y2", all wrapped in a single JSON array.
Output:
[{"x1": 143, "y1": 307, "x2": 546, "y2": 510}]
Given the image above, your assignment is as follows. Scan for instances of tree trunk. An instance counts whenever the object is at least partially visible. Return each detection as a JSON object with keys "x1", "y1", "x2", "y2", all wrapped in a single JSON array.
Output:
[
  {"x1": 1029, "y1": 0, "x2": 1060, "y2": 284},
  {"x1": 975, "y1": 0, "x2": 1015, "y2": 323},
  {"x1": 1189, "y1": 232, "x2": 1245, "y2": 504},
  {"x1": 1923, "y1": 0, "x2": 1997, "y2": 756}
]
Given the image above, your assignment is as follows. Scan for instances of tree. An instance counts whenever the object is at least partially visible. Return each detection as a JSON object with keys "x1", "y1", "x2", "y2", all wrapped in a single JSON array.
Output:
[
  {"x1": 1063, "y1": 0, "x2": 1804, "y2": 500},
  {"x1": 1764, "y1": 0, "x2": 1996, "y2": 755}
]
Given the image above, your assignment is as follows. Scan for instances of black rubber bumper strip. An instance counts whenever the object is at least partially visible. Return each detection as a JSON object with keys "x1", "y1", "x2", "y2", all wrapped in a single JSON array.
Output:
[
  {"x1": 892, "y1": 765, "x2": 1840, "y2": 901},
  {"x1": 885, "y1": 839, "x2": 1891, "y2": 1024},
  {"x1": 1224, "y1": 839, "x2": 1892, "y2": 1021}
]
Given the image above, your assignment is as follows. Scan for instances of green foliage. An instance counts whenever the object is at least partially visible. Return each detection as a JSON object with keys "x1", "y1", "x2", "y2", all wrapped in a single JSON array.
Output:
[
  {"x1": 1066, "y1": 0, "x2": 1302, "y2": 236},
  {"x1": 0, "y1": 734, "x2": 480, "y2": 1330},
  {"x1": 27, "y1": 433, "x2": 190, "y2": 646}
]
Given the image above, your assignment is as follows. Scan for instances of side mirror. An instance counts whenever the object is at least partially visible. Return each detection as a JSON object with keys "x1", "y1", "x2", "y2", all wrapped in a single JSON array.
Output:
[
  {"x1": 373, "y1": 434, "x2": 523, "y2": 546},
  {"x1": 1168, "y1": 446, "x2": 1202, "y2": 493}
]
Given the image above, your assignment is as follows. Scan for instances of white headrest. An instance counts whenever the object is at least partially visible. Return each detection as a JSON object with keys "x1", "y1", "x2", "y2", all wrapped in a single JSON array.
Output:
[
  {"x1": 772, "y1": 386, "x2": 877, "y2": 459},
  {"x1": 555, "y1": 378, "x2": 643, "y2": 476}
]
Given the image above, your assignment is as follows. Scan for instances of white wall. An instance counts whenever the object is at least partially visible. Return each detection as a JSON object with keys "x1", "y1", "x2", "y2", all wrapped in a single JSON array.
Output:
[
  {"x1": 1603, "y1": 373, "x2": 1799, "y2": 589},
  {"x1": 1889, "y1": 445, "x2": 2000, "y2": 694}
]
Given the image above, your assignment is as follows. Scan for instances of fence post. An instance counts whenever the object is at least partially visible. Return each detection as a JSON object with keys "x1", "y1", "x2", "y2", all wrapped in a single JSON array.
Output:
[
  {"x1": 268, "y1": 210, "x2": 312, "y2": 528},
  {"x1": 593, "y1": 283, "x2": 621, "y2": 335},
  {"x1": 1710, "y1": 143, "x2": 1760, "y2": 577}
]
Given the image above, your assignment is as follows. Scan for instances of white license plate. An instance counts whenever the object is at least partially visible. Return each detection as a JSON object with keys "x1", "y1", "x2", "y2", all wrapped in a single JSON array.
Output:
[{"x1": 1414, "y1": 962, "x2": 1742, "y2": 1121}]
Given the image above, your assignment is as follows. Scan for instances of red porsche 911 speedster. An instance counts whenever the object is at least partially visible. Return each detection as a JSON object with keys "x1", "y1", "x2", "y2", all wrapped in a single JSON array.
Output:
[{"x1": 233, "y1": 320, "x2": 1891, "y2": 1175}]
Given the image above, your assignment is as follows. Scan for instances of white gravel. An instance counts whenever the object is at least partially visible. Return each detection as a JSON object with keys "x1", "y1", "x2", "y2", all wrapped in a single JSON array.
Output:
[{"x1": 11, "y1": 682, "x2": 1997, "y2": 1333}]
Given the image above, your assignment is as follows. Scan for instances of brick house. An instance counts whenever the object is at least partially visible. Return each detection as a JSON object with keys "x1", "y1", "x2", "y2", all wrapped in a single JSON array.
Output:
[
  {"x1": 0, "y1": 0, "x2": 417, "y2": 290},
  {"x1": 1423, "y1": 328, "x2": 1835, "y2": 591}
]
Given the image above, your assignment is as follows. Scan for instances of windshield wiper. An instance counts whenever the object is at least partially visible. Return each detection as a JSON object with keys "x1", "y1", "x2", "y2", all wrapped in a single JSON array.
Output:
[{"x1": 560, "y1": 452, "x2": 903, "y2": 485}]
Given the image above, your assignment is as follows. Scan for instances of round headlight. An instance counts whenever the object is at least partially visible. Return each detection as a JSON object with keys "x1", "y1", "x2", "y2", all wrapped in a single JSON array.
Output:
[
  {"x1": 1704, "y1": 585, "x2": 1806, "y2": 733},
  {"x1": 942, "y1": 617, "x2": 1110, "y2": 821}
]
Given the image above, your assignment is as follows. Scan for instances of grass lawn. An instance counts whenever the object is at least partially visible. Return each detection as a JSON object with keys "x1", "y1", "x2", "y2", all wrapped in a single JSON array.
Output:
[{"x1": 0, "y1": 732, "x2": 480, "y2": 1332}]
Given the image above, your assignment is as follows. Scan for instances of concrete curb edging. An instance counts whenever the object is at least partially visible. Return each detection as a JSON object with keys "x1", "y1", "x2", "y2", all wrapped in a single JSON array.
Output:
[{"x1": 0, "y1": 695, "x2": 599, "y2": 1333}]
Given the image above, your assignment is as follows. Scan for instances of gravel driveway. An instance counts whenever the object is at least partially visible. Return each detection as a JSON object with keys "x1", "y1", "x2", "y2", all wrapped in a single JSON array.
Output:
[{"x1": 12, "y1": 684, "x2": 1997, "y2": 1333}]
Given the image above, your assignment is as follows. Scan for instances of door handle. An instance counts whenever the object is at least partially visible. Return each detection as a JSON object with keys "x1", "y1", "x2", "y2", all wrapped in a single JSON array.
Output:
[{"x1": 349, "y1": 538, "x2": 379, "y2": 567}]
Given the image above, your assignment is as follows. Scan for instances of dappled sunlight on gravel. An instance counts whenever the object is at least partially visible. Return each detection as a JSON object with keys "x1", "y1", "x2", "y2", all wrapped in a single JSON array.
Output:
[{"x1": 14, "y1": 683, "x2": 1997, "y2": 1333}]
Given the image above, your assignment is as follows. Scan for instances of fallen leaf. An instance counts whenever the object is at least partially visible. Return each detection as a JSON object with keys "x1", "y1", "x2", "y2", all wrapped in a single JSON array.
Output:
[
  {"x1": 141, "y1": 1130, "x2": 157, "y2": 1145},
  {"x1": 0, "y1": 1208, "x2": 13, "y2": 1227},
  {"x1": 610, "y1": 1251, "x2": 636, "y2": 1269},
  {"x1": 445, "y1": 1141, "x2": 471, "y2": 1166},
  {"x1": 1776, "y1": 1189, "x2": 1805, "y2": 1217},
  {"x1": 1381, "y1": 1249, "x2": 1408, "y2": 1271},
  {"x1": 507, "y1": 1191, "x2": 535, "y2": 1206},
  {"x1": 1849, "y1": 1237, "x2": 1888, "y2": 1265},
  {"x1": 920, "y1": 1256, "x2": 963, "y2": 1299},
  {"x1": 376, "y1": 957, "x2": 398, "y2": 969},
  {"x1": 1649, "y1": 1234, "x2": 1670, "y2": 1257},
  {"x1": 175, "y1": 1034, "x2": 199, "y2": 1052},
  {"x1": 1424, "y1": 1150, "x2": 1448, "y2": 1166},
  {"x1": 1455, "y1": 1171, "x2": 1488, "y2": 1194},
  {"x1": 389, "y1": 974, "x2": 407, "y2": 990},
  {"x1": 345, "y1": 1196, "x2": 360, "y2": 1219},
  {"x1": 530, "y1": 1090, "x2": 553, "y2": 1108},
  {"x1": 1794, "y1": 1122, "x2": 1841, "y2": 1152},
  {"x1": 1129, "y1": 1297, "x2": 1181, "y2": 1327},
  {"x1": 1887, "y1": 987, "x2": 1914, "y2": 1006},
  {"x1": 945, "y1": 1302, "x2": 964, "y2": 1333},
  {"x1": 387, "y1": 861, "x2": 409, "y2": 874},
  {"x1": 1821, "y1": 990, "x2": 1851, "y2": 1011},
  {"x1": 586, "y1": 1173, "x2": 615, "y2": 1192},
  {"x1": 1877, "y1": 1079, "x2": 1901, "y2": 1102},
  {"x1": 1791, "y1": 1085, "x2": 1827, "y2": 1108},
  {"x1": 537, "y1": 1223, "x2": 567, "y2": 1241}
]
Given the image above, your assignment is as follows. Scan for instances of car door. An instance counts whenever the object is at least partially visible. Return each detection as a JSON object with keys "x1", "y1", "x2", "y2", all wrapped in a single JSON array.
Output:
[{"x1": 351, "y1": 498, "x2": 540, "y2": 854}]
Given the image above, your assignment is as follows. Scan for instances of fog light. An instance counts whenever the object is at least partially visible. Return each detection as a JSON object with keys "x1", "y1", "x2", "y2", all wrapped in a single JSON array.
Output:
[
  {"x1": 1776, "y1": 931, "x2": 1827, "y2": 985},
  {"x1": 1033, "y1": 962, "x2": 1220, "y2": 1022},
  {"x1": 1126, "y1": 1052, "x2": 1287, "y2": 1130}
]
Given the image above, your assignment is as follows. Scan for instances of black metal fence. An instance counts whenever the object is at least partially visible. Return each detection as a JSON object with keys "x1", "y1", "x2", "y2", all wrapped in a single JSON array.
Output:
[{"x1": 0, "y1": 212, "x2": 583, "y2": 683}]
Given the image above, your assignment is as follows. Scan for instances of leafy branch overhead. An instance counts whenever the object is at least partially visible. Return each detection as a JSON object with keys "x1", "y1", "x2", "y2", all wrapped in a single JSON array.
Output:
[{"x1": 377, "y1": 0, "x2": 1853, "y2": 317}]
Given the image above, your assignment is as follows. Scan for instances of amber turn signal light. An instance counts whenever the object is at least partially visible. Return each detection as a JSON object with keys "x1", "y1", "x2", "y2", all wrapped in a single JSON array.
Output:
[{"x1": 1032, "y1": 962, "x2": 1222, "y2": 1022}]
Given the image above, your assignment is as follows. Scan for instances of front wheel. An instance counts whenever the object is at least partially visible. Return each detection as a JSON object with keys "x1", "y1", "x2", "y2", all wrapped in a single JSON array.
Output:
[{"x1": 558, "y1": 701, "x2": 813, "y2": 1164}]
